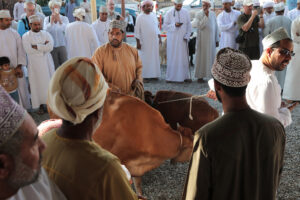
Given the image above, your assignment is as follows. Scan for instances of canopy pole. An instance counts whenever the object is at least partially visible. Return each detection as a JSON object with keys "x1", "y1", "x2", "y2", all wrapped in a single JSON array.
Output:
[{"x1": 91, "y1": 0, "x2": 97, "y2": 22}]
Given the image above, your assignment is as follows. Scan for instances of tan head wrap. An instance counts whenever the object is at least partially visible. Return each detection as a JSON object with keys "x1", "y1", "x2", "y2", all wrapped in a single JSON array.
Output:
[
  {"x1": 0, "y1": 10, "x2": 11, "y2": 19},
  {"x1": 0, "y1": 86, "x2": 26, "y2": 146},
  {"x1": 48, "y1": 57, "x2": 108, "y2": 125},
  {"x1": 73, "y1": 7, "x2": 86, "y2": 21},
  {"x1": 211, "y1": 48, "x2": 252, "y2": 87}
]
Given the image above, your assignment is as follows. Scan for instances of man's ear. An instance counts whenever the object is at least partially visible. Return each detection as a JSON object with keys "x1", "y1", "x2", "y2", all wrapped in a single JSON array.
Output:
[
  {"x1": 214, "y1": 79, "x2": 222, "y2": 92},
  {"x1": 266, "y1": 47, "x2": 273, "y2": 57},
  {"x1": 0, "y1": 154, "x2": 14, "y2": 180}
]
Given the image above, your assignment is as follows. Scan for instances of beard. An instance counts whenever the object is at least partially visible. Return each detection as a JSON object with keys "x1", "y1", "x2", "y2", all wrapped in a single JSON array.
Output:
[
  {"x1": 8, "y1": 155, "x2": 41, "y2": 189},
  {"x1": 216, "y1": 90, "x2": 222, "y2": 103},
  {"x1": 109, "y1": 39, "x2": 122, "y2": 48}
]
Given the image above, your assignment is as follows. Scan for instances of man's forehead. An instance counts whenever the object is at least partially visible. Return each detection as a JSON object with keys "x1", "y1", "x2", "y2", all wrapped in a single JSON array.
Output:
[{"x1": 280, "y1": 40, "x2": 293, "y2": 50}]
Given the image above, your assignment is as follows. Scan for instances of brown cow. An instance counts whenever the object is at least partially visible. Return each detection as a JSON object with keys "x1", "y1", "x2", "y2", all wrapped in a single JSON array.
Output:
[
  {"x1": 145, "y1": 90, "x2": 219, "y2": 133},
  {"x1": 44, "y1": 90, "x2": 194, "y2": 196}
]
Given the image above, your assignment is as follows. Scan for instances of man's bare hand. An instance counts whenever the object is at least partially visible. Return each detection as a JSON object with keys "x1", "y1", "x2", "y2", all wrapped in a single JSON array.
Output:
[
  {"x1": 175, "y1": 23, "x2": 183, "y2": 27},
  {"x1": 15, "y1": 66, "x2": 23, "y2": 78},
  {"x1": 32, "y1": 45, "x2": 37, "y2": 49},
  {"x1": 206, "y1": 90, "x2": 217, "y2": 101},
  {"x1": 45, "y1": 40, "x2": 49, "y2": 44},
  {"x1": 252, "y1": 9, "x2": 258, "y2": 17},
  {"x1": 137, "y1": 42, "x2": 141, "y2": 50},
  {"x1": 296, "y1": 32, "x2": 300, "y2": 36}
]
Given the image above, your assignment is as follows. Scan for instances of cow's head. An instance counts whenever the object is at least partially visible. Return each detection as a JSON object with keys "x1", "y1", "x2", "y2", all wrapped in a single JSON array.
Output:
[{"x1": 170, "y1": 125, "x2": 194, "y2": 164}]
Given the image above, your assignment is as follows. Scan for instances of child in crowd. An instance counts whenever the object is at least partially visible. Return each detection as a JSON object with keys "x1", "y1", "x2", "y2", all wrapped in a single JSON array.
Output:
[{"x1": 0, "y1": 57, "x2": 22, "y2": 103}]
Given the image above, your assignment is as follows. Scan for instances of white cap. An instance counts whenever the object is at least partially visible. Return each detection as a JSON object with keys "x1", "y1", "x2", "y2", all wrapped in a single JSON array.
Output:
[
  {"x1": 262, "y1": 27, "x2": 291, "y2": 49},
  {"x1": 263, "y1": 1, "x2": 274, "y2": 8},
  {"x1": 222, "y1": 0, "x2": 232, "y2": 3},
  {"x1": 243, "y1": 0, "x2": 253, "y2": 6},
  {"x1": 174, "y1": 0, "x2": 184, "y2": 4},
  {"x1": 28, "y1": 15, "x2": 41, "y2": 23},
  {"x1": 274, "y1": 2, "x2": 285, "y2": 12},
  {"x1": 99, "y1": 6, "x2": 108, "y2": 13},
  {"x1": 0, "y1": 10, "x2": 11, "y2": 18}
]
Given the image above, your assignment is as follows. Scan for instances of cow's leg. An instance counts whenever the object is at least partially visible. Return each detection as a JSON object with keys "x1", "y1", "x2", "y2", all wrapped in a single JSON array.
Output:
[{"x1": 133, "y1": 176, "x2": 143, "y2": 196}]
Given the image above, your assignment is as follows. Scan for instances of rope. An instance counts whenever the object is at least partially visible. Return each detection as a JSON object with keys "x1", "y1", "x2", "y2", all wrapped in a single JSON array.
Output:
[{"x1": 157, "y1": 94, "x2": 207, "y2": 121}]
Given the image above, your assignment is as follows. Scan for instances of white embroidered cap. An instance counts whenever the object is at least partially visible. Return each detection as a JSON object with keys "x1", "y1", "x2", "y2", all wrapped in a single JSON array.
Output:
[
  {"x1": 109, "y1": 19, "x2": 127, "y2": 32},
  {"x1": 174, "y1": 0, "x2": 184, "y2": 4},
  {"x1": 99, "y1": 6, "x2": 108, "y2": 13},
  {"x1": 0, "y1": 86, "x2": 26, "y2": 146},
  {"x1": 274, "y1": 2, "x2": 285, "y2": 11},
  {"x1": 263, "y1": 1, "x2": 274, "y2": 8},
  {"x1": 211, "y1": 48, "x2": 252, "y2": 87},
  {"x1": 202, "y1": 0, "x2": 212, "y2": 4},
  {"x1": 0, "y1": 10, "x2": 11, "y2": 19},
  {"x1": 141, "y1": 0, "x2": 153, "y2": 6},
  {"x1": 48, "y1": 0, "x2": 62, "y2": 8},
  {"x1": 262, "y1": 27, "x2": 291, "y2": 49},
  {"x1": 73, "y1": 7, "x2": 86, "y2": 21},
  {"x1": 29, "y1": 15, "x2": 41, "y2": 23},
  {"x1": 222, "y1": 0, "x2": 232, "y2": 3}
]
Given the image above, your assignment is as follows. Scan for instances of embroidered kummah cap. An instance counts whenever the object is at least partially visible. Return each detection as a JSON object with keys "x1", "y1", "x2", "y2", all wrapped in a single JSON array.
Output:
[
  {"x1": 99, "y1": 6, "x2": 108, "y2": 13},
  {"x1": 0, "y1": 86, "x2": 26, "y2": 146},
  {"x1": 47, "y1": 57, "x2": 108, "y2": 125},
  {"x1": 73, "y1": 7, "x2": 86, "y2": 21},
  {"x1": 0, "y1": 10, "x2": 11, "y2": 19},
  {"x1": 263, "y1": 1, "x2": 274, "y2": 8},
  {"x1": 211, "y1": 48, "x2": 252, "y2": 87},
  {"x1": 243, "y1": 0, "x2": 253, "y2": 6},
  {"x1": 141, "y1": 0, "x2": 153, "y2": 6},
  {"x1": 28, "y1": 15, "x2": 41, "y2": 23},
  {"x1": 174, "y1": 0, "x2": 184, "y2": 4},
  {"x1": 222, "y1": 0, "x2": 232, "y2": 3},
  {"x1": 274, "y1": 2, "x2": 285, "y2": 11},
  {"x1": 109, "y1": 19, "x2": 127, "y2": 32},
  {"x1": 262, "y1": 27, "x2": 291, "y2": 49}
]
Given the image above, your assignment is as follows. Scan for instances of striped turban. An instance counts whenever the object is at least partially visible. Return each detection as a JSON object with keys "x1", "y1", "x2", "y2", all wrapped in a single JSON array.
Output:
[{"x1": 48, "y1": 57, "x2": 108, "y2": 125}]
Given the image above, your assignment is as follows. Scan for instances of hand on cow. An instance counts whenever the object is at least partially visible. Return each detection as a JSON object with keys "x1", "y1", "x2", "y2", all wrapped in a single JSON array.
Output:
[
  {"x1": 206, "y1": 90, "x2": 217, "y2": 101},
  {"x1": 288, "y1": 102, "x2": 299, "y2": 111}
]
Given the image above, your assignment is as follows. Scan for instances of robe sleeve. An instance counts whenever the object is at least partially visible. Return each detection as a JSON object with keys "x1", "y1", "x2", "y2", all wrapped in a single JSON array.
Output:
[
  {"x1": 214, "y1": 13, "x2": 220, "y2": 42},
  {"x1": 13, "y1": 4, "x2": 18, "y2": 20},
  {"x1": 182, "y1": 131, "x2": 211, "y2": 200},
  {"x1": 36, "y1": 32, "x2": 54, "y2": 53},
  {"x1": 134, "y1": 15, "x2": 141, "y2": 40},
  {"x1": 89, "y1": 27, "x2": 100, "y2": 57},
  {"x1": 184, "y1": 10, "x2": 192, "y2": 40},
  {"x1": 251, "y1": 77, "x2": 292, "y2": 127},
  {"x1": 217, "y1": 13, "x2": 235, "y2": 32},
  {"x1": 92, "y1": 48, "x2": 104, "y2": 72},
  {"x1": 192, "y1": 11, "x2": 209, "y2": 30},
  {"x1": 135, "y1": 50, "x2": 143, "y2": 82},
  {"x1": 163, "y1": 10, "x2": 176, "y2": 32},
  {"x1": 15, "y1": 31, "x2": 27, "y2": 66},
  {"x1": 22, "y1": 34, "x2": 39, "y2": 55}
]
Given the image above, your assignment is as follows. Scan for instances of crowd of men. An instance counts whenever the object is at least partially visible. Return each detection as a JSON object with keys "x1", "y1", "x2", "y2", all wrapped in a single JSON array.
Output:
[{"x1": 0, "y1": 0, "x2": 300, "y2": 199}]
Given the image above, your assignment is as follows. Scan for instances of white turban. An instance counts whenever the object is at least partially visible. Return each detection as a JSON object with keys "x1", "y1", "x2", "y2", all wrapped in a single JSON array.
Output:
[
  {"x1": 262, "y1": 27, "x2": 291, "y2": 49},
  {"x1": 141, "y1": 0, "x2": 153, "y2": 7},
  {"x1": 0, "y1": 10, "x2": 11, "y2": 19},
  {"x1": 222, "y1": 0, "x2": 232, "y2": 3},
  {"x1": 263, "y1": 1, "x2": 274, "y2": 8},
  {"x1": 48, "y1": 57, "x2": 109, "y2": 125},
  {"x1": 48, "y1": 0, "x2": 62, "y2": 8},
  {"x1": 73, "y1": 7, "x2": 86, "y2": 21},
  {"x1": 0, "y1": 86, "x2": 26, "y2": 146},
  {"x1": 29, "y1": 15, "x2": 41, "y2": 23},
  {"x1": 253, "y1": 0, "x2": 260, "y2": 6}
]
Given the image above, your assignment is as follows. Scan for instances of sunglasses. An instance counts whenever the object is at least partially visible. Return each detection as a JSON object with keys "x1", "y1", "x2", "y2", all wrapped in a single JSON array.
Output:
[{"x1": 278, "y1": 48, "x2": 295, "y2": 57}]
